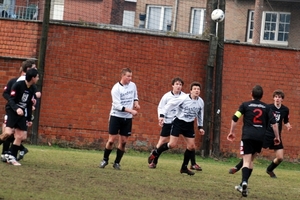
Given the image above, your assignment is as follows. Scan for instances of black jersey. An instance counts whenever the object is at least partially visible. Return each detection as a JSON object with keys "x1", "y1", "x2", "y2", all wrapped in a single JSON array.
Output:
[
  {"x1": 6, "y1": 80, "x2": 35, "y2": 122},
  {"x1": 236, "y1": 99, "x2": 276, "y2": 142},
  {"x1": 265, "y1": 104, "x2": 289, "y2": 137}
]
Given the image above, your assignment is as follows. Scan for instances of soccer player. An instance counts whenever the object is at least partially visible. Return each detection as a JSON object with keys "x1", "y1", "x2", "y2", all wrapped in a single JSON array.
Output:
[
  {"x1": 1, "y1": 59, "x2": 38, "y2": 161},
  {"x1": 228, "y1": 89, "x2": 292, "y2": 178},
  {"x1": 148, "y1": 77, "x2": 185, "y2": 168},
  {"x1": 99, "y1": 68, "x2": 140, "y2": 170},
  {"x1": 227, "y1": 85, "x2": 280, "y2": 197},
  {"x1": 148, "y1": 82, "x2": 205, "y2": 175},
  {"x1": 1, "y1": 68, "x2": 39, "y2": 165}
]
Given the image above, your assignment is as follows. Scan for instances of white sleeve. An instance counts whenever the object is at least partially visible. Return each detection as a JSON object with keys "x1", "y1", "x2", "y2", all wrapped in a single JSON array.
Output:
[{"x1": 111, "y1": 85, "x2": 123, "y2": 111}]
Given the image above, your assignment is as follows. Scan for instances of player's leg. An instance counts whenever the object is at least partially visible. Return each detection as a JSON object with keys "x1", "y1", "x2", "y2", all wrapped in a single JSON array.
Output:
[
  {"x1": 266, "y1": 149, "x2": 283, "y2": 178},
  {"x1": 99, "y1": 116, "x2": 119, "y2": 168},
  {"x1": 7, "y1": 128, "x2": 24, "y2": 166},
  {"x1": 180, "y1": 137, "x2": 195, "y2": 175},
  {"x1": 148, "y1": 124, "x2": 171, "y2": 168},
  {"x1": 229, "y1": 159, "x2": 243, "y2": 174}
]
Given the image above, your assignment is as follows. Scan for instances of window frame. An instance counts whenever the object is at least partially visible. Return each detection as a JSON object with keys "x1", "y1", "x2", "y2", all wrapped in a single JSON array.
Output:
[
  {"x1": 145, "y1": 5, "x2": 172, "y2": 31},
  {"x1": 260, "y1": 11, "x2": 290, "y2": 46},
  {"x1": 122, "y1": 10, "x2": 135, "y2": 27},
  {"x1": 190, "y1": 8, "x2": 206, "y2": 35}
]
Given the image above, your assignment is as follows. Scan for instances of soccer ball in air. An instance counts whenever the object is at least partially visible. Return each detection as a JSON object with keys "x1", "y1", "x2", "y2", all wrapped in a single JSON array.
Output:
[{"x1": 211, "y1": 9, "x2": 225, "y2": 22}]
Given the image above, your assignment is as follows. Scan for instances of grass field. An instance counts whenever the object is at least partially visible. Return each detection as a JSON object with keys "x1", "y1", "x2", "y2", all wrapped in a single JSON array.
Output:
[{"x1": 0, "y1": 145, "x2": 299, "y2": 200}]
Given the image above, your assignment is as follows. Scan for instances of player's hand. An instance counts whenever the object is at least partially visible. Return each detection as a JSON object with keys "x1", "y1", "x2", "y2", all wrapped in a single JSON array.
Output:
[
  {"x1": 274, "y1": 137, "x2": 280, "y2": 145},
  {"x1": 16, "y1": 108, "x2": 24, "y2": 116},
  {"x1": 134, "y1": 103, "x2": 140, "y2": 110},
  {"x1": 131, "y1": 110, "x2": 138, "y2": 116},
  {"x1": 199, "y1": 129, "x2": 205, "y2": 135},
  {"x1": 285, "y1": 124, "x2": 292, "y2": 131},
  {"x1": 227, "y1": 133, "x2": 235, "y2": 142},
  {"x1": 27, "y1": 121, "x2": 33, "y2": 127},
  {"x1": 158, "y1": 118, "x2": 164, "y2": 127}
]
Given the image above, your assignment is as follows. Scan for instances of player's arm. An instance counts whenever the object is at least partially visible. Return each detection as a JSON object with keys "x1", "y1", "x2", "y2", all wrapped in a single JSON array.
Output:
[
  {"x1": 8, "y1": 83, "x2": 23, "y2": 115},
  {"x1": 133, "y1": 84, "x2": 140, "y2": 110},
  {"x1": 157, "y1": 94, "x2": 168, "y2": 120},
  {"x1": 269, "y1": 109, "x2": 280, "y2": 144},
  {"x1": 2, "y1": 79, "x2": 14, "y2": 101},
  {"x1": 283, "y1": 109, "x2": 292, "y2": 131},
  {"x1": 197, "y1": 99, "x2": 205, "y2": 135},
  {"x1": 227, "y1": 106, "x2": 243, "y2": 141}
]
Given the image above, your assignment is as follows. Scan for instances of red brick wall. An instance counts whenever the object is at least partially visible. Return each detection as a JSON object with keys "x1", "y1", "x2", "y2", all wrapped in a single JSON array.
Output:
[{"x1": 0, "y1": 20, "x2": 299, "y2": 161}]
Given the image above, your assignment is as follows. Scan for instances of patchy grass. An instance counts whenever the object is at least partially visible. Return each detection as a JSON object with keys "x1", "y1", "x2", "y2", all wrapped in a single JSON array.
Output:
[{"x1": 0, "y1": 145, "x2": 299, "y2": 200}]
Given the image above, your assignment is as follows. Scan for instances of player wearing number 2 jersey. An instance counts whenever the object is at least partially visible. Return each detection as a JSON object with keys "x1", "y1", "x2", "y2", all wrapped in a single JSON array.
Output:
[{"x1": 227, "y1": 85, "x2": 280, "y2": 197}]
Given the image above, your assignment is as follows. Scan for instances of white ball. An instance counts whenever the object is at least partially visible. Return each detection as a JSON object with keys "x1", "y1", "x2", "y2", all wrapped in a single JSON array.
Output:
[{"x1": 211, "y1": 9, "x2": 225, "y2": 22}]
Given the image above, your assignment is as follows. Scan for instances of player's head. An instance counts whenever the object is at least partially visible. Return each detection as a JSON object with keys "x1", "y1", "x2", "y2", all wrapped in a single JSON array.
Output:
[
  {"x1": 252, "y1": 85, "x2": 263, "y2": 100},
  {"x1": 120, "y1": 68, "x2": 132, "y2": 85},
  {"x1": 171, "y1": 77, "x2": 184, "y2": 86},
  {"x1": 21, "y1": 59, "x2": 36, "y2": 73},
  {"x1": 190, "y1": 82, "x2": 201, "y2": 91},
  {"x1": 171, "y1": 77, "x2": 184, "y2": 94},
  {"x1": 273, "y1": 89, "x2": 284, "y2": 99},
  {"x1": 26, "y1": 68, "x2": 39, "y2": 83}
]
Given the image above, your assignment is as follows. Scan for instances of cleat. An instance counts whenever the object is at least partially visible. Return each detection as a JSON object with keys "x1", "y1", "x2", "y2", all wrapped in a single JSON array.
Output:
[
  {"x1": 148, "y1": 150, "x2": 157, "y2": 164},
  {"x1": 17, "y1": 148, "x2": 29, "y2": 161},
  {"x1": 99, "y1": 160, "x2": 108, "y2": 168},
  {"x1": 229, "y1": 167, "x2": 238, "y2": 174},
  {"x1": 7, "y1": 155, "x2": 21, "y2": 166},
  {"x1": 1, "y1": 154, "x2": 7, "y2": 162},
  {"x1": 180, "y1": 169, "x2": 195, "y2": 176},
  {"x1": 242, "y1": 181, "x2": 248, "y2": 197},
  {"x1": 266, "y1": 170, "x2": 277, "y2": 178},
  {"x1": 235, "y1": 184, "x2": 248, "y2": 197},
  {"x1": 148, "y1": 162, "x2": 156, "y2": 169},
  {"x1": 190, "y1": 164, "x2": 202, "y2": 171},
  {"x1": 113, "y1": 163, "x2": 121, "y2": 170}
]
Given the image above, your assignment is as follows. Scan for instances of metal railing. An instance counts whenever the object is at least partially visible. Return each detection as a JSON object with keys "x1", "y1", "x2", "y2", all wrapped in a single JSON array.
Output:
[{"x1": 0, "y1": 4, "x2": 38, "y2": 21}]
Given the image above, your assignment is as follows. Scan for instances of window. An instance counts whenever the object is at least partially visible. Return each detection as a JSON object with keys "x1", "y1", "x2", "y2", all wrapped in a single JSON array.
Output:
[
  {"x1": 246, "y1": 11, "x2": 254, "y2": 42},
  {"x1": 247, "y1": 11, "x2": 290, "y2": 46},
  {"x1": 51, "y1": 0, "x2": 64, "y2": 20},
  {"x1": 146, "y1": 5, "x2": 172, "y2": 31},
  {"x1": 261, "y1": 12, "x2": 290, "y2": 45},
  {"x1": 190, "y1": 8, "x2": 206, "y2": 35},
  {"x1": 123, "y1": 10, "x2": 135, "y2": 27}
]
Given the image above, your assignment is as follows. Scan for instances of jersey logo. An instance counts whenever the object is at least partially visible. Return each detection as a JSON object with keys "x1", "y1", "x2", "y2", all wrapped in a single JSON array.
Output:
[
  {"x1": 11, "y1": 90, "x2": 16, "y2": 96},
  {"x1": 22, "y1": 93, "x2": 29, "y2": 102}
]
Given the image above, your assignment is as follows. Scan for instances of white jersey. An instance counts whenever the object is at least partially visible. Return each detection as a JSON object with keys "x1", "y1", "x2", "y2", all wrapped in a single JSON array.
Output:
[
  {"x1": 162, "y1": 94, "x2": 204, "y2": 127},
  {"x1": 109, "y1": 81, "x2": 138, "y2": 119},
  {"x1": 158, "y1": 91, "x2": 185, "y2": 124},
  {"x1": 17, "y1": 75, "x2": 25, "y2": 82}
]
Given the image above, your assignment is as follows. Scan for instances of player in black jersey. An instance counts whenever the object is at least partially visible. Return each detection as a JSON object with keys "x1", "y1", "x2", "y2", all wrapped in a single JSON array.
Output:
[
  {"x1": 0, "y1": 68, "x2": 39, "y2": 165},
  {"x1": 227, "y1": 85, "x2": 280, "y2": 197},
  {"x1": 1, "y1": 59, "x2": 38, "y2": 162},
  {"x1": 228, "y1": 89, "x2": 292, "y2": 178}
]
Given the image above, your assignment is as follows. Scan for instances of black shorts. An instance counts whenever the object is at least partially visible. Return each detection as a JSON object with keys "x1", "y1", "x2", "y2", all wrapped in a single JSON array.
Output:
[
  {"x1": 160, "y1": 123, "x2": 172, "y2": 137},
  {"x1": 170, "y1": 118, "x2": 195, "y2": 138},
  {"x1": 263, "y1": 134, "x2": 283, "y2": 150},
  {"x1": 240, "y1": 139, "x2": 263, "y2": 155},
  {"x1": 108, "y1": 115, "x2": 132, "y2": 136},
  {"x1": 5, "y1": 109, "x2": 27, "y2": 131}
]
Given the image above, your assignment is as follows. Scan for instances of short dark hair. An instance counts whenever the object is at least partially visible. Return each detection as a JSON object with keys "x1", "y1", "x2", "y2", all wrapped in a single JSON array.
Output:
[
  {"x1": 26, "y1": 68, "x2": 38, "y2": 82},
  {"x1": 171, "y1": 77, "x2": 184, "y2": 86},
  {"x1": 252, "y1": 85, "x2": 263, "y2": 100},
  {"x1": 22, "y1": 59, "x2": 36, "y2": 73},
  {"x1": 273, "y1": 89, "x2": 285, "y2": 99},
  {"x1": 190, "y1": 81, "x2": 201, "y2": 91}
]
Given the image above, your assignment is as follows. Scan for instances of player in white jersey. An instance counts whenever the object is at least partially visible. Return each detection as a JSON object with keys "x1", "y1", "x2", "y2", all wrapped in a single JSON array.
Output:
[
  {"x1": 99, "y1": 68, "x2": 140, "y2": 170},
  {"x1": 148, "y1": 82, "x2": 205, "y2": 175},
  {"x1": 148, "y1": 77, "x2": 184, "y2": 169}
]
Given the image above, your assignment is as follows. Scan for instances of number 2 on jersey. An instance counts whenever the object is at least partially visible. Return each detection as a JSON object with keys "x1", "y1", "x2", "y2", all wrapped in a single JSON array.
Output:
[{"x1": 253, "y1": 108, "x2": 262, "y2": 124}]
